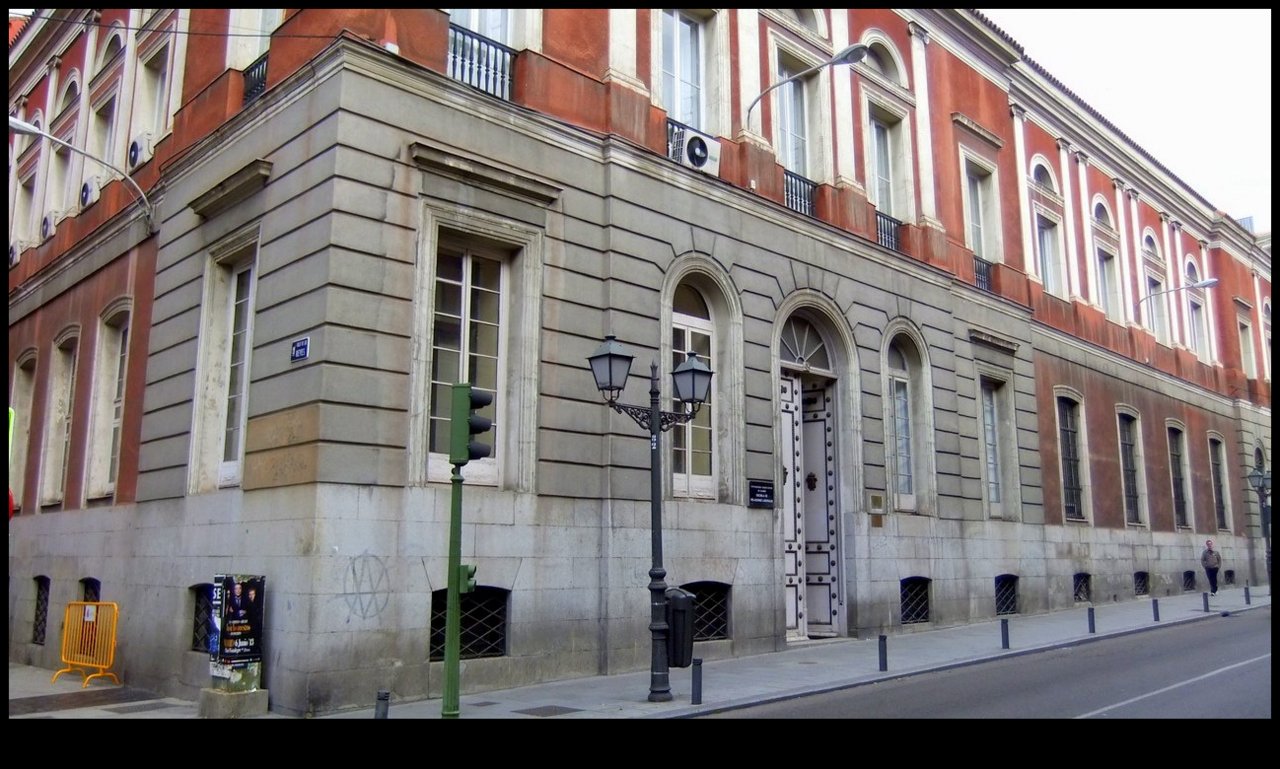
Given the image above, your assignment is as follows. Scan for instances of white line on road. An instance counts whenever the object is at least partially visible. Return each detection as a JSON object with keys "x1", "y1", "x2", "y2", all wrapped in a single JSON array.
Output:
[{"x1": 1075, "y1": 654, "x2": 1271, "y2": 719}]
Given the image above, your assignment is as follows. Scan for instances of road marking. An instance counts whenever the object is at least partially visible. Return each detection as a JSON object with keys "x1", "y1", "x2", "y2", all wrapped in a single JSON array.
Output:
[{"x1": 1075, "y1": 654, "x2": 1271, "y2": 718}]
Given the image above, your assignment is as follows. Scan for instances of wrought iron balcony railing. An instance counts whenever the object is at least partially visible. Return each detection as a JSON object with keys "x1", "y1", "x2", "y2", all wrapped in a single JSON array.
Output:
[
  {"x1": 974, "y1": 255, "x2": 994, "y2": 292},
  {"x1": 447, "y1": 24, "x2": 516, "y2": 101},
  {"x1": 876, "y1": 210, "x2": 903, "y2": 252},
  {"x1": 242, "y1": 52, "x2": 268, "y2": 106},
  {"x1": 783, "y1": 170, "x2": 816, "y2": 217}
]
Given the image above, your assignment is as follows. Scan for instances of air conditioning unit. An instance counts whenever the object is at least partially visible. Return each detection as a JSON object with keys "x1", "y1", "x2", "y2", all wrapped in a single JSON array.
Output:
[
  {"x1": 128, "y1": 132, "x2": 154, "y2": 171},
  {"x1": 41, "y1": 213, "x2": 58, "y2": 241},
  {"x1": 673, "y1": 125, "x2": 722, "y2": 177},
  {"x1": 10, "y1": 241, "x2": 25, "y2": 268},
  {"x1": 80, "y1": 176, "x2": 102, "y2": 209}
]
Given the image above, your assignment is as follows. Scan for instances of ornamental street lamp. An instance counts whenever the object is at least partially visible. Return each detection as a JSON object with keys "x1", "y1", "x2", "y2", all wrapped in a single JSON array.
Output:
[
  {"x1": 9, "y1": 115, "x2": 156, "y2": 233},
  {"x1": 587, "y1": 334, "x2": 713, "y2": 702},
  {"x1": 1137, "y1": 277, "x2": 1218, "y2": 333},
  {"x1": 1247, "y1": 465, "x2": 1271, "y2": 593}
]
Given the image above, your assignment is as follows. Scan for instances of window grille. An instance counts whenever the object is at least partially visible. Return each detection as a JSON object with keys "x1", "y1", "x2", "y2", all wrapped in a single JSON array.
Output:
[
  {"x1": 783, "y1": 170, "x2": 816, "y2": 217},
  {"x1": 1058, "y1": 398, "x2": 1084, "y2": 520},
  {"x1": 1182, "y1": 571, "x2": 1196, "y2": 592},
  {"x1": 81, "y1": 577, "x2": 101, "y2": 603},
  {"x1": 1133, "y1": 571, "x2": 1149, "y2": 596},
  {"x1": 900, "y1": 577, "x2": 930, "y2": 624},
  {"x1": 1073, "y1": 572, "x2": 1091, "y2": 602},
  {"x1": 1224, "y1": 570, "x2": 1235, "y2": 586},
  {"x1": 33, "y1": 576, "x2": 51, "y2": 645},
  {"x1": 447, "y1": 24, "x2": 516, "y2": 101},
  {"x1": 192, "y1": 584, "x2": 215, "y2": 652},
  {"x1": 429, "y1": 586, "x2": 508, "y2": 661},
  {"x1": 994, "y1": 574, "x2": 1018, "y2": 615},
  {"x1": 682, "y1": 581, "x2": 730, "y2": 641},
  {"x1": 876, "y1": 210, "x2": 903, "y2": 252}
]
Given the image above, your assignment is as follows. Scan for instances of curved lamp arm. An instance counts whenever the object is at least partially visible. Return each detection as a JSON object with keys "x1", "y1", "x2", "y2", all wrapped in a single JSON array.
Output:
[
  {"x1": 745, "y1": 43, "x2": 869, "y2": 127},
  {"x1": 9, "y1": 115, "x2": 156, "y2": 233}
]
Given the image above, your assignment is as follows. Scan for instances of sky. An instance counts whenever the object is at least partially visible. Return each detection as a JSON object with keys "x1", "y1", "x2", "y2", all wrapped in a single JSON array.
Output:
[{"x1": 979, "y1": 9, "x2": 1272, "y2": 235}]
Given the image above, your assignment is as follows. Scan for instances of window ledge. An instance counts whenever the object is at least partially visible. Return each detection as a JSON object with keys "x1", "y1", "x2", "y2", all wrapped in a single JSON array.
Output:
[{"x1": 190, "y1": 159, "x2": 273, "y2": 219}]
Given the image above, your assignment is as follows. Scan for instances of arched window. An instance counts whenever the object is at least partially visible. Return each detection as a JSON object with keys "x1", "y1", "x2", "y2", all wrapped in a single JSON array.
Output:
[
  {"x1": 883, "y1": 332, "x2": 930, "y2": 513},
  {"x1": 671, "y1": 283, "x2": 716, "y2": 498},
  {"x1": 87, "y1": 306, "x2": 132, "y2": 499},
  {"x1": 1184, "y1": 261, "x2": 1210, "y2": 357}
]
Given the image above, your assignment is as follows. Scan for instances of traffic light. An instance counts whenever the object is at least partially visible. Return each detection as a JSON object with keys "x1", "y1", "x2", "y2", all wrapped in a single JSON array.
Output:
[
  {"x1": 458, "y1": 563, "x2": 477, "y2": 594},
  {"x1": 449, "y1": 383, "x2": 493, "y2": 466}
]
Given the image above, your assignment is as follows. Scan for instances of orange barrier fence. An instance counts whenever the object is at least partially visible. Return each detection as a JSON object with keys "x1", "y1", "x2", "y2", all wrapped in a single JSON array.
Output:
[{"x1": 52, "y1": 602, "x2": 121, "y2": 688}]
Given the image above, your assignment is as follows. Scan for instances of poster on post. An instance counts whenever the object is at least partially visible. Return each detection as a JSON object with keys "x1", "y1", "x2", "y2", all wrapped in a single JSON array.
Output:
[{"x1": 211, "y1": 573, "x2": 265, "y2": 668}]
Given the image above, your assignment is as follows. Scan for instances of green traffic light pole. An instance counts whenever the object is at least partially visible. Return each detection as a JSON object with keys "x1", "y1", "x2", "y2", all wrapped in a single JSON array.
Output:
[{"x1": 442, "y1": 382, "x2": 491, "y2": 719}]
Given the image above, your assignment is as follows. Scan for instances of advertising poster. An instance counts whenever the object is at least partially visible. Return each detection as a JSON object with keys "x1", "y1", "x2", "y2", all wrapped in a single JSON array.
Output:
[{"x1": 217, "y1": 573, "x2": 265, "y2": 664}]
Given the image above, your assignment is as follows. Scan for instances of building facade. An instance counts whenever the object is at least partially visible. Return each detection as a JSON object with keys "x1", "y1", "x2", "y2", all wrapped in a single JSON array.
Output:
[{"x1": 8, "y1": 9, "x2": 1271, "y2": 716}]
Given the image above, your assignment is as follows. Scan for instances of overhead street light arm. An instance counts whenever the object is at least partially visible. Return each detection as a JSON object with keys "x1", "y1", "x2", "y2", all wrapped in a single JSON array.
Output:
[
  {"x1": 1139, "y1": 277, "x2": 1219, "y2": 307},
  {"x1": 745, "y1": 43, "x2": 870, "y2": 127},
  {"x1": 9, "y1": 115, "x2": 156, "y2": 233}
]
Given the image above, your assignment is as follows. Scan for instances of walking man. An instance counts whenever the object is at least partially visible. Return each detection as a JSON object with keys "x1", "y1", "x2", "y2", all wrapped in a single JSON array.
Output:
[{"x1": 1201, "y1": 539, "x2": 1222, "y2": 596}]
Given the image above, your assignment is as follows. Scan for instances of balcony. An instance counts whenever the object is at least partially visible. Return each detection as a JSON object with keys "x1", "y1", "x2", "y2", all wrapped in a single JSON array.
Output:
[
  {"x1": 876, "y1": 210, "x2": 903, "y2": 252},
  {"x1": 784, "y1": 170, "x2": 817, "y2": 217},
  {"x1": 974, "y1": 256, "x2": 994, "y2": 292},
  {"x1": 242, "y1": 52, "x2": 268, "y2": 106},
  {"x1": 447, "y1": 24, "x2": 516, "y2": 101}
]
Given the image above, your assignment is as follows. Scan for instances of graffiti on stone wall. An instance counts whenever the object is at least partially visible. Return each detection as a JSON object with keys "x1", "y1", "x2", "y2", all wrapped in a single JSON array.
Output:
[{"x1": 342, "y1": 552, "x2": 391, "y2": 619}]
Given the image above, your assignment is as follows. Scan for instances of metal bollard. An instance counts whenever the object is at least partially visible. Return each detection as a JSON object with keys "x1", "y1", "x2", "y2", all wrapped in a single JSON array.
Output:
[
  {"x1": 1202, "y1": 592, "x2": 1210, "y2": 612},
  {"x1": 691, "y1": 658, "x2": 702, "y2": 705},
  {"x1": 1152, "y1": 598, "x2": 1160, "y2": 622},
  {"x1": 1244, "y1": 585, "x2": 1251, "y2": 605},
  {"x1": 374, "y1": 690, "x2": 390, "y2": 719},
  {"x1": 878, "y1": 635, "x2": 888, "y2": 672},
  {"x1": 1087, "y1": 606, "x2": 1095, "y2": 634},
  {"x1": 1000, "y1": 618, "x2": 1009, "y2": 649}
]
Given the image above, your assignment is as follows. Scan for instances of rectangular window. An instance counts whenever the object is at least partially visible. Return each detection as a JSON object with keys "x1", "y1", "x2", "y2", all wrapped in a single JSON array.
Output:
[
  {"x1": 87, "y1": 315, "x2": 130, "y2": 498},
  {"x1": 1238, "y1": 319, "x2": 1255, "y2": 377},
  {"x1": 88, "y1": 96, "x2": 117, "y2": 172},
  {"x1": 428, "y1": 246, "x2": 502, "y2": 483},
  {"x1": 10, "y1": 360, "x2": 38, "y2": 511},
  {"x1": 1188, "y1": 300, "x2": 1205, "y2": 354},
  {"x1": 137, "y1": 44, "x2": 172, "y2": 138},
  {"x1": 967, "y1": 170, "x2": 984, "y2": 259},
  {"x1": 1118, "y1": 414, "x2": 1141, "y2": 524},
  {"x1": 981, "y1": 380, "x2": 1002, "y2": 506},
  {"x1": 872, "y1": 119, "x2": 893, "y2": 216},
  {"x1": 662, "y1": 10, "x2": 703, "y2": 129},
  {"x1": 1037, "y1": 215, "x2": 1062, "y2": 297},
  {"x1": 1168, "y1": 427, "x2": 1188, "y2": 528},
  {"x1": 190, "y1": 234, "x2": 259, "y2": 494},
  {"x1": 1146, "y1": 274, "x2": 1169, "y2": 344},
  {"x1": 1097, "y1": 249, "x2": 1120, "y2": 320},
  {"x1": 41, "y1": 339, "x2": 79, "y2": 506},
  {"x1": 777, "y1": 60, "x2": 807, "y2": 175},
  {"x1": 1057, "y1": 396, "x2": 1084, "y2": 520},
  {"x1": 1209, "y1": 438, "x2": 1227, "y2": 530},
  {"x1": 453, "y1": 8, "x2": 509, "y2": 43},
  {"x1": 47, "y1": 144, "x2": 71, "y2": 217}
]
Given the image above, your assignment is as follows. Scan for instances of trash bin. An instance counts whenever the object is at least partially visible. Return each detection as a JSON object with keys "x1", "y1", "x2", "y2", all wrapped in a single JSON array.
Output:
[{"x1": 665, "y1": 587, "x2": 696, "y2": 668}]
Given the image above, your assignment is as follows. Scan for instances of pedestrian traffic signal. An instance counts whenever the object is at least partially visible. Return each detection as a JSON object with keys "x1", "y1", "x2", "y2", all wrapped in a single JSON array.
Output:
[
  {"x1": 458, "y1": 563, "x2": 477, "y2": 594},
  {"x1": 449, "y1": 383, "x2": 493, "y2": 466}
]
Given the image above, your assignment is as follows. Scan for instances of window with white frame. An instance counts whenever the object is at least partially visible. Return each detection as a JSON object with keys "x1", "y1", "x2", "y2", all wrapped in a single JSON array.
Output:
[
  {"x1": 1117, "y1": 410, "x2": 1144, "y2": 525},
  {"x1": 1208, "y1": 436, "x2": 1228, "y2": 531},
  {"x1": 661, "y1": 9, "x2": 704, "y2": 130},
  {"x1": 670, "y1": 284, "x2": 715, "y2": 498},
  {"x1": 40, "y1": 334, "x2": 80, "y2": 506},
  {"x1": 1187, "y1": 296, "x2": 1207, "y2": 357},
  {"x1": 190, "y1": 233, "x2": 258, "y2": 493},
  {"x1": 14, "y1": 168, "x2": 38, "y2": 246},
  {"x1": 427, "y1": 241, "x2": 504, "y2": 485},
  {"x1": 1167, "y1": 424, "x2": 1190, "y2": 528},
  {"x1": 226, "y1": 9, "x2": 283, "y2": 69},
  {"x1": 1238, "y1": 315, "x2": 1255, "y2": 378},
  {"x1": 1056, "y1": 393, "x2": 1086, "y2": 521},
  {"x1": 87, "y1": 94, "x2": 118, "y2": 177},
  {"x1": 962, "y1": 153, "x2": 999, "y2": 261},
  {"x1": 450, "y1": 8, "x2": 509, "y2": 43},
  {"x1": 134, "y1": 42, "x2": 172, "y2": 141},
  {"x1": 859, "y1": 41, "x2": 914, "y2": 223},
  {"x1": 1036, "y1": 213, "x2": 1065, "y2": 298},
  {"x1": 1096, "y1": 249, "x2": 1121, "y2": 320},
  {"x1": 885, "y1": 334, "x2": 929, "y2": 513},
  {"x1": 86, "y1": 309, "x2": 131, "y2": 499},
  {"x1": 1144, "y1": 272, "x2": 1170, "y2": 345},
  {"x1": 1264, "y1": 302, "x2": 1272, "y2": 380},
  {"x1": 776, "y1": 55, "x2": 808, "y2": 176},
  {"x1": 10, "y1": 356, "x2": 38, "y2": 512},
  {"x1": 978, "y1": 374, "x2": 1018, "y2": 519}
]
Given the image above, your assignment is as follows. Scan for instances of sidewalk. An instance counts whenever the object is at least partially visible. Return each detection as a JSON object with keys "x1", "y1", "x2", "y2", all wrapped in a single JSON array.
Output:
[{"x1": 10, "y1": 585, "x2": 1269, "y2": 719}]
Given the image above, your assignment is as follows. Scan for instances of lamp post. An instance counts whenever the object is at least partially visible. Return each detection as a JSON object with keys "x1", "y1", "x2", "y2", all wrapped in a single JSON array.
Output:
[
  {"x1": 587, "y1": 334, "x2": 713, "y2": 702},
  {"x1": 9, "y1": 115, "x2": 156, "y2": 233},
  {"x1": 745, "y1": 43, "x2": 869, "y2": 128},
  {"x1": 1247, "y1": 465, "x2": 1271, "y2": 593}
]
